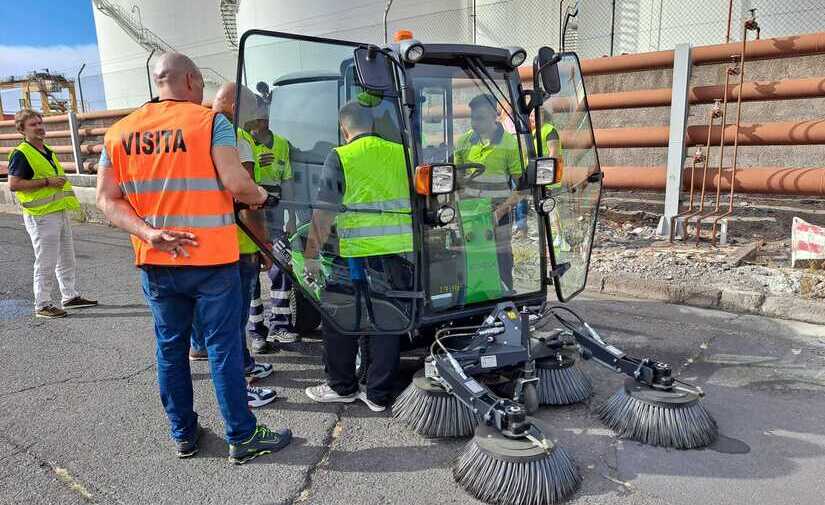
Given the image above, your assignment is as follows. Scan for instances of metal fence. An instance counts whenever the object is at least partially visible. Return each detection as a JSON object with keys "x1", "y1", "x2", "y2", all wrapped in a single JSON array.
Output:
[{"x1": 3, "y1": 0, "x2": 824, "y2": 114}]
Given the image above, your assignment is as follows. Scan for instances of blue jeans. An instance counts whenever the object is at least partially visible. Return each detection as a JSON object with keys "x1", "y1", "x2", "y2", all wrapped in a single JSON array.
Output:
[
  {"x1": 192, "y1": 255, "x2": 257, "y2": 372},
  {"x1": 141, "y1": 263, "x2": 256, "y2": 444},
  {"x1": 514, "y1": 199, "x2": 528, "y2": 231}
]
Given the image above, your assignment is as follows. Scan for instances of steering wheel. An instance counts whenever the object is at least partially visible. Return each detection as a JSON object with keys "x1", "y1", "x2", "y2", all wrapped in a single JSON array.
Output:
[
  {"x1": 454, "y1": 162, "x2": 487, "y2": 184},
  {"x1": 455, "y1": 163, "x2": 487, "y2": 189}
]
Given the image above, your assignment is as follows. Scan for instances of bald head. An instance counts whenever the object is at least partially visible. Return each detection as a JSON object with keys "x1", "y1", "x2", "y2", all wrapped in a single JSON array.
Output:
[
  {"x1": 212, "y1": 82, "x2": 236, "y2": 116},
  {"x1": 153, "y1": 52, "x2": 204, "y2": 103}
]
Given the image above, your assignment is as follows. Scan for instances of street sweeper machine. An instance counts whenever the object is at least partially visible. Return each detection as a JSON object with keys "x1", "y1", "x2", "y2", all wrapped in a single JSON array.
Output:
[{"x1": 234, "y1": 29, "x2": 718, "y2": 505}]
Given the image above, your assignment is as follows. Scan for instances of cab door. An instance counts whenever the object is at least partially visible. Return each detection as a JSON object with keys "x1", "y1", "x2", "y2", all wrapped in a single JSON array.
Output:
[
  {"x1": 537, "y1": 53, "x2": 603, "y2": 302},
  {"x1": 235, "y1": 31, "x2": 419, "y2": 335}
]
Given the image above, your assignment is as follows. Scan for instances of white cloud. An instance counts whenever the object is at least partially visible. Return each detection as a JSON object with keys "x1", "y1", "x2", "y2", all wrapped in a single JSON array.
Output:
[{"x1": 0, "y1": 43, "x2": 100, "y2": 79}]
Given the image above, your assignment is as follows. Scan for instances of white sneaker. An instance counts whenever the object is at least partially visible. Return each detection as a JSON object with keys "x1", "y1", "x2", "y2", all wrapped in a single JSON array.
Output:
[
  {"x1": 357, "y1": 391, "x2": 386, "y2": 412},
  {"x1": 247, "y1": 385, "x2": 277, "y2": 408},
  {"x1": 305, "y1": 383, "x2": 358, "y2": 403},
  {"x1": 269, "y1": 328, "x2": 299, "y2": 344}
]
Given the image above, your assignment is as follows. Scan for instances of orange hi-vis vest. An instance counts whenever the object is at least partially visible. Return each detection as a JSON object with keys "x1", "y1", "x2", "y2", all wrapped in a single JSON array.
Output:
[{"x1": 104, "y1": 100, "x2": 239, "y2": 266}]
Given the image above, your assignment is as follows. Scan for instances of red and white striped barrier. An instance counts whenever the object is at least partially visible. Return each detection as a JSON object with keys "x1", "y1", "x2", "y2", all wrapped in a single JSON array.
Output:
[{"x1": 792, "y1": 217, "x2": 825, "y2": 268}]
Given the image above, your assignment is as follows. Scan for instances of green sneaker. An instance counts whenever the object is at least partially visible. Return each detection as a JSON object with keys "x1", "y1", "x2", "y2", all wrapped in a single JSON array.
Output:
[{"x1": 229, "y1": 425, "x2": 292, "y2": 465}]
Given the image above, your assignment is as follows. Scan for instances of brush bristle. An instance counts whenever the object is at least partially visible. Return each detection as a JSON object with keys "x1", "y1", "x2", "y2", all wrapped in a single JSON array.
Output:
[
  {"x1": 597, "y1": 385, "x2": 718, "y2": 449},
  {"x1": 392, "y1": 381, "x2": 479, "y2": 438},
  {"x1": 537, "y1": 365, "x2": 593, "y2": 405},
  {"x1": 453, "y1": 437, "x2": 581, "y2": 505}
]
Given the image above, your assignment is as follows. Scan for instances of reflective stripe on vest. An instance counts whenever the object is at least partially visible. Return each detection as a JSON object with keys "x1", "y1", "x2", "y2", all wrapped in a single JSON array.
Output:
[
  {"x1": 334, "y1": 135, "x2": 413, "y2": 258},
  {"x1": 143, "y1": 213, "x2": 235, "y2": 228},
  {"x1": 20, "y1": 190, "x2": 77, "y2": 208},
  {"x1": 338, "y1": 223, "x2": 414, "y2": 239},
  {"x1": 119, "y1": 177, "x2": 224, "y2": 195},
  {"x1": 9, "y1": 142, "x2": 79, "y2": 216},
  {"x1": 104, "y1": 101, "x2": 239, "y2": 266}
]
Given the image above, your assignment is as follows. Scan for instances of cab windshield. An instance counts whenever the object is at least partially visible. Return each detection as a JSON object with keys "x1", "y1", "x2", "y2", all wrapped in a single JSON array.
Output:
[{"x1": 409, "y1": 62, "x2": 544, "y2": 312}]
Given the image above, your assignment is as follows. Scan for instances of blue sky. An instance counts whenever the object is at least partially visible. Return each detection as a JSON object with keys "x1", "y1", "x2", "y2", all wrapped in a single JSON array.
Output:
[
  {"x1": 0, "y1": 0, "x2": 98, "y2": 46},
  {"x1": 1, "y1": 0, "x2": 103, "y2": 112}
]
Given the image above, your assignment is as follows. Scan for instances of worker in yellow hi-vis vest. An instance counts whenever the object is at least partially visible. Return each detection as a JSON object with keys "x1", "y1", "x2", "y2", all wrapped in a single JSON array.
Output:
[
  {"x1": 245, "y1": 106, "x2": 300, "y2": 351},
  {"x1": 7, "y1": 109, "x2": 97, "y2": 318},
  {"x1": 302, "y1": 99, "x2": 414, "y2": 413}
]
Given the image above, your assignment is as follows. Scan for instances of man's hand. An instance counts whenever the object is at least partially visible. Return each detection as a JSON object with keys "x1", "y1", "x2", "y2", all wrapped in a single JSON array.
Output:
[
  {"x1": 259, "y1": 252, "x2": 273, "y2": 272},
  {"x1": 144, "y1": 229, "x2": 198, "y2": 258},
  {"x1": 46, "y1": 176, "x2": 67, "y2": 188},
  {"x1": 304, "y1": 256, "x2": 322, "y2": 286},
  {"x1": 247, "y1": 186, "x2": 269, "y2": 210},
  {"x1": 258, "y1": 152, "x2": 274, "y2": 167}
]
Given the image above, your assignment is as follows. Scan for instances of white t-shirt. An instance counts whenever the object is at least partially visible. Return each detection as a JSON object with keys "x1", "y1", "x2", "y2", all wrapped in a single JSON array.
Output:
[{"x1": 238, "y1": 134, "x2": 254, "y2": 164}]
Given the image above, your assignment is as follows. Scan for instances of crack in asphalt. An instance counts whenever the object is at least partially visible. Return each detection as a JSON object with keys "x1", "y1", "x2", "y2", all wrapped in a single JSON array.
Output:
[
  {"x1": 0, "y1": 364, "x2": 155, "y2": 398},
  {"x1": 0, "y1": 432, "x2": 123, "y2": 505},
  {"x1": 279, "y1": 405, "x2": 345, "y2": 505}
]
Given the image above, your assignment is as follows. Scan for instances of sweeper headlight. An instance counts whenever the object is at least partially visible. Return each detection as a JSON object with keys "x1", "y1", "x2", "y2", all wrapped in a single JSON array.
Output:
[
  {"x1": 538, "y1": 197, "x2": 556, "y2": 215},
  {"x1": 533, "y1": 157, "x2": 558, "y2": 186},
  {"x1": 399, "y1": 38, "x2": 425, "y2": 64},
  {"x1": 436, "y1": 205, "x2": 456, "y2": 225},
  {"x1": 506, "y1": 47, "x2": 528, "y2": 68},
  {"x1": 415, "y1": 164, "x2": 456, "y2": 195}
]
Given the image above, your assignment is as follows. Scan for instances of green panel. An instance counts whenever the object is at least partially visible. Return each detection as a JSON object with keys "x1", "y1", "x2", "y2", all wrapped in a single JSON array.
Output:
[{"x1": 458, "y1": 197, "x2": 502, "y2": 303}]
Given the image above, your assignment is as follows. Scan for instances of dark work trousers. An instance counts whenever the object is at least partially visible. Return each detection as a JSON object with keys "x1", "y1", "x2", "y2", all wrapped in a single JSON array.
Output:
[
  {"x1": 494, "y1": 211, "x2": 515, "y2": 290},
  {"x1": 323, "y1": 254, "x2": 413, "y2": 406}
]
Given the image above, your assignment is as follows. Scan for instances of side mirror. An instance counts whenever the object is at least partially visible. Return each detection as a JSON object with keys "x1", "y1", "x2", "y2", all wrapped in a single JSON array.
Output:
[
  {"x1": 354, "y1": 46, "x2": 396, "y2": 95},
  {"x1": 415, "y1": 164, "x2": 456, "y2": 195},
  {"x1": 535, "y1": 46, "x2": 562, "y2": 95}
]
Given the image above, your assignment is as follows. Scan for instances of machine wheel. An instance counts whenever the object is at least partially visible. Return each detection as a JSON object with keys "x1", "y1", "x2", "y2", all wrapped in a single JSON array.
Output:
[
  {"x1": 290, "y1": 290, "x2": 322, "y2": 333},
  {"x1": 523, "y1": 382, "x2": 539, "y2": 415}
]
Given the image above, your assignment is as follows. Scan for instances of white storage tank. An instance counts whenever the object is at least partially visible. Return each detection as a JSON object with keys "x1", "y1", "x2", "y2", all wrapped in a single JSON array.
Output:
[{"x1": 91, "y1": 0, "x2": 235, "y2": 109}]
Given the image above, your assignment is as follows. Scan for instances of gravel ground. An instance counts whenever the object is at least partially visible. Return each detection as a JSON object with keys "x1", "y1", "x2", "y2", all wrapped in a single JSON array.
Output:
[{"x1": 592, "y1": 199, "x2": 825, "y2": 300}]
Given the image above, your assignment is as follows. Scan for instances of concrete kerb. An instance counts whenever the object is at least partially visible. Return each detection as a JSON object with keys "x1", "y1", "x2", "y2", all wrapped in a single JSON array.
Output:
[{"x1": 591, "y1": 272, "x2": 825, "y2": 326}]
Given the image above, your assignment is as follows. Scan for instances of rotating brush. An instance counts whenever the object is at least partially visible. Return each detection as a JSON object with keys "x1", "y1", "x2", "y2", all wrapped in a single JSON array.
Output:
[
  {"x1": 597, "y1": 378, "x2": 717, "y2": 449},
  {"x1": 453, "y1": 421, "x2": 580, "y2": 505},
  {"x1": 392, "y1": 369, "x2": 480, "y2": 438},
  {"x1": 536, "y1": 353, "x2": 592, "y2": 406}
]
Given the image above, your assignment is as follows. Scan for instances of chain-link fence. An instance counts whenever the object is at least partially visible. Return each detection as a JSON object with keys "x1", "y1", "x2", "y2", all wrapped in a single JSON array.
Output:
[{"x1": 3, "y1": 0, "x2": 824, "y2": 114}]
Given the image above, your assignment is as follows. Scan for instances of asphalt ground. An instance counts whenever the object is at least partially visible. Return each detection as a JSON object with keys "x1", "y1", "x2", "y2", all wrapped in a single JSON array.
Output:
[{"x1": 1, "y1": 212, "x2": 824, "y2": 505}]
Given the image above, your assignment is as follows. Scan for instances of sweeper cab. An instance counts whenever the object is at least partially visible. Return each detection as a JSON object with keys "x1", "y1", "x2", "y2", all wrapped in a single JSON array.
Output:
[
  {"x1": 233, "y1": 29, "x2": 600, "y2": 342},
  {"x1": 233, "y1": 29, "x2": 717, "y2": 505}
]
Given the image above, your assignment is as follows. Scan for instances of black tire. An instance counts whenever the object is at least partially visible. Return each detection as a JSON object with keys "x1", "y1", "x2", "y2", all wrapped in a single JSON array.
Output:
[
  {"x1": 523, "y1": 382, "x2": 539, "y2": 415},
  {"x1": 290, "y1": 290, "x2": 322, "y2": 334}
]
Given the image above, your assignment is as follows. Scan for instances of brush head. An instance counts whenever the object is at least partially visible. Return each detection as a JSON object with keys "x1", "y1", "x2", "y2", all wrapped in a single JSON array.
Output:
[
  {"x1": 536, "y1": 354, "x2": 593, "y2": 405},
  {"x1": 392, "y1": 369, "x2": 479, "y2": 438},
  {"x1": 453, "y1": 420, "x2": 581, "y2": 505},
  {"x1": 597, "y1": 378, "x2": 718, "y2": 449}
]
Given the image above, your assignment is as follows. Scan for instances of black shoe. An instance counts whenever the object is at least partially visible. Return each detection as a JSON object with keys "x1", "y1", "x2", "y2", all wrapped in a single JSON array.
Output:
[
  {"x1": 62, "y1": 296, "x2": 98, "y2": 309},
  {"x1": 176, "y1": 425, "x2": 202, "y2": 459},
  {"x1": 229, "y1": 425, "x2": 292, "y2": 464},
  {"x1": 250, "y1": 335, "x2": 272, "y2": 354}
]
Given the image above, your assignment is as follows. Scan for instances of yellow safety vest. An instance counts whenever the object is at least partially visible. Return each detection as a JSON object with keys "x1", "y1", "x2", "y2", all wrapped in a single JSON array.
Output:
[
  {"x1": 334, "y1": 135, "x2": 413, "y2": 258},
  {"x1": 8, "y1": 142, "x2": 79, "y2": 216}
]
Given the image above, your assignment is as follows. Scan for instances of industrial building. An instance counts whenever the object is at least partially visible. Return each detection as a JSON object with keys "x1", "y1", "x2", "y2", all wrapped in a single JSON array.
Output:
[{"x1": 91, "y1": 0, "x2": 825, "y2": 110}]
